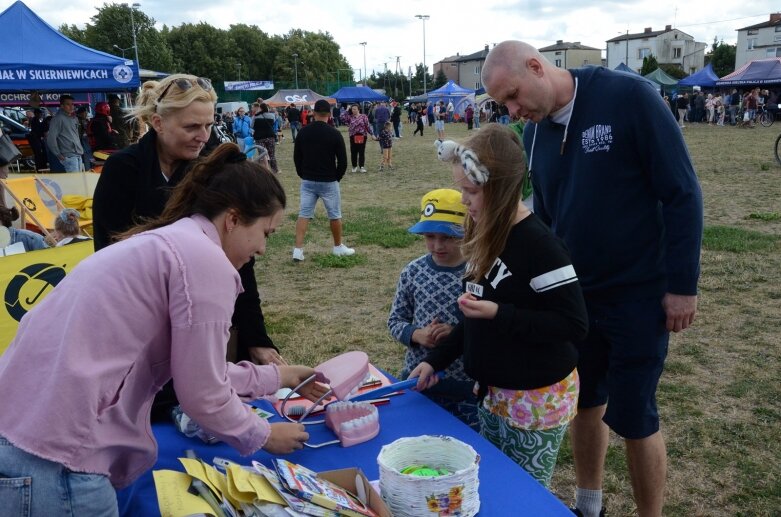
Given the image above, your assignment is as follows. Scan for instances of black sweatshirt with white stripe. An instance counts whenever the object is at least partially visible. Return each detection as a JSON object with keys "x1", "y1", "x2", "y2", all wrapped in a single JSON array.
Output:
[{"x1": 425, "y1": 213, "x2": 589, "y2": 391}]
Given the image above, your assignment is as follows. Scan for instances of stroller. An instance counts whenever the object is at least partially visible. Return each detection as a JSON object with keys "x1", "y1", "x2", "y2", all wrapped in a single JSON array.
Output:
[{"x1": 243, "y1": 136, "x2": 271, "y2": 170}]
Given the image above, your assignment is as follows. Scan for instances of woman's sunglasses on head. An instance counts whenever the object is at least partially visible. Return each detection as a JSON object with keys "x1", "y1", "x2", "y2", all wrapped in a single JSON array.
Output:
[{"x1": 156, "y1": 77, "x2": 213, "y2": 104}]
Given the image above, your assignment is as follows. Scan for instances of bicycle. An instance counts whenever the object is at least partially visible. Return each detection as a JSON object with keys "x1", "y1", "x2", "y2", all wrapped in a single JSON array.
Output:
[{"x1": 757, "y1": 105, "x2": 774, "y2": 127}]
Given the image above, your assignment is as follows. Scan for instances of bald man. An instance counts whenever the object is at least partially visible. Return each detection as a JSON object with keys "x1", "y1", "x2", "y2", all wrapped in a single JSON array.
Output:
[{"x1": 483, "y1": 41, "x2": 703, "y2": 517}]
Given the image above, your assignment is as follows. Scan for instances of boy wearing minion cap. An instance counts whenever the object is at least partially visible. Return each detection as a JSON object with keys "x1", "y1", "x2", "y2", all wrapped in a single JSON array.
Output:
[{"x1": 388, "y1": 189, "x2": 478, "y2": 428}]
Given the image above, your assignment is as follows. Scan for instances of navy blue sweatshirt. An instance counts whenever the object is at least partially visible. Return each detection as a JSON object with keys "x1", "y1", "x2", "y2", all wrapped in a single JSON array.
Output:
[{"x1": 524, "y1": 66, "x2": 703, "y2": 302}]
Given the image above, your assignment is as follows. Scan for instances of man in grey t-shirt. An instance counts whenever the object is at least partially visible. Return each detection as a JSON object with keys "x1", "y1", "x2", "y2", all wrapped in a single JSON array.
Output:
[{"x1": 46, "y1": 95, "x2": 83, "y2": 172}]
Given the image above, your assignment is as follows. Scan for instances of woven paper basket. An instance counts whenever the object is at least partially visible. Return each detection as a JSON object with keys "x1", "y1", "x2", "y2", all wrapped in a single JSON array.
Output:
[{"x1": 378, "y1": 435, "x2": 480, "y2": 516}]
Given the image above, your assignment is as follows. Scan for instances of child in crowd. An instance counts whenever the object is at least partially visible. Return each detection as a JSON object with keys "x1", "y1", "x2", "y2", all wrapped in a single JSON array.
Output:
[
  {"x1": 53, "y1": 208, "x2": 91, "y2": 246},
  {"x1": 413, "y1": 106, "x2": 425, "y2": 136},
  {"x1": 378, "y1": 121, "x2": 394, "y2": 171},
  {"x1": 409, "y1": 124, "x2": 588, "y2": 486},
  {"x1": 388, "y1": 188, "x2": 478, "y2": 428}
]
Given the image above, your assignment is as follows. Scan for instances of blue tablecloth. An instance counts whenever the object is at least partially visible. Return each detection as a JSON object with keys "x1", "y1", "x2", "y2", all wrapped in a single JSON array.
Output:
[{"x1": 116, "y1": 389, "x2": 571, "y2": 516}]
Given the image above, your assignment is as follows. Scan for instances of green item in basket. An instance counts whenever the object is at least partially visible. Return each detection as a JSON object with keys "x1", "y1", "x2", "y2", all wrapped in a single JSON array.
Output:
[{"x1": 400, "y1": 465, "x2": 451, "y2": 477}]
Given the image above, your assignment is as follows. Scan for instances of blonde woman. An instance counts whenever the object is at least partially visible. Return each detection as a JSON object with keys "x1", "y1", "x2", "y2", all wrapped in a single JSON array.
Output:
[{"x1": 93, "y1": 74, "x2": 286, "y2": 423}]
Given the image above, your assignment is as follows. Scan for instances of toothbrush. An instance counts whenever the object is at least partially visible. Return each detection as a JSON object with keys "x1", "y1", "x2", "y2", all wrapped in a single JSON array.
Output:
[
  {"x1": 286, "y1": 398, "x2": 391, "y2": 418},
  {"x1": 348, "y1": 373, "x2": 443, "y2": 402}
]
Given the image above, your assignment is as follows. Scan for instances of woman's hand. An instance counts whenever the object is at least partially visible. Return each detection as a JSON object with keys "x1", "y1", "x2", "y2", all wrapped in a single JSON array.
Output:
[
  {"x1": 264, "y1": 422, "x2": 308, "y2": 454},
  {"x1": 249, "y1": 347, "x2": 288, "y2": 366},
  {"x1": 278, "y1": 365, "x2": 331, "y2": 403},
  {"x1": 458, "y1": 293, "x2": 498, "y2": 319},
  {"x1": 408, "y1": 362, "x2": 438, "y2": 391}
]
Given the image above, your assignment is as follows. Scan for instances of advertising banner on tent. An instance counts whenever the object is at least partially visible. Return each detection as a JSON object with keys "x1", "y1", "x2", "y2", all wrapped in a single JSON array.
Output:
[
  {"x1": 224, "y1": 81, "x2": 275, "y2": 91},
  {"x1": 0, "y1": 241, "x2": 93, "y2": 355},
  {"x1": 0, "y1": 92, "x2": 92, "y2": 107}
]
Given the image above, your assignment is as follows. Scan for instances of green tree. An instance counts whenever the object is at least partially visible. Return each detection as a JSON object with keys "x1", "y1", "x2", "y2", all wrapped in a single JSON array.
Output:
[
  {"x1": 60, "y1": 4, "x2": 175, "y2": 73},
  {"x1": 433, "y1": 69, "x2": 448, "y2": 89},
  {"x1": 659, "y1": 63, "x2": 687, "y2": 80},
  {"x1": 707, "y1": 40, "x2": 736, "y2": 78},
  {"x1": 59, "y1": 24, "x2": 86, "y2": 43},
  {"x1": 409, "y1": 63, "x2": 432, "y2": 96},
  {"x1": 166, "y1": 23, "x2": 232, "y2": 80},
  {"x1": 640, "y1": 54, "x2": 659, "y2": 75},
  {"x1": 226, "y1": 25, "x2": 280, "y2": 84},
  {"x1": 272, "y1": 29, "x2": 351, "y2": 93}
]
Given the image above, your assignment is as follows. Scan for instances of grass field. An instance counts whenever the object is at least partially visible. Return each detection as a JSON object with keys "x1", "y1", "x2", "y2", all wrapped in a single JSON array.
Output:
[{"x1": 256, "y1": 120, "x2": 781, "y2": 516}]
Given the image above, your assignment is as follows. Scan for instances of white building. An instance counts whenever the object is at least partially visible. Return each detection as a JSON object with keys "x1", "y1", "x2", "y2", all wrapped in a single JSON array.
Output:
[
  {"x1": 606, "y1": 25, "x2": 706, "y2": 74},
  {"x1": 735, "y1": 13, "x2": 781, "y2": 69}
]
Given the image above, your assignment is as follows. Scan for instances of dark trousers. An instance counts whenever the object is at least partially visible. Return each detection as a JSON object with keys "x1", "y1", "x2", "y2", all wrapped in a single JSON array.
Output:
[
  {"x1": 349, "y1": 135, "x2": 367, "y2": 167},
  {"x1": 413, "y1": 120, "x2": 424, "y2": 136}
]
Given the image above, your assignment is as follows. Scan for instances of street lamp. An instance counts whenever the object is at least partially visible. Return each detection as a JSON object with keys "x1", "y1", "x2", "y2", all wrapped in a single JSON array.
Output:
[
  {"x1": 128, "y1": 3, "x2": 141, "y2": 71},
  {"x1": 292, "y1": 53, "x2": 299, "y2": 89},
  {"x1": 415, "y1": 15, "x2": 429, "y2": 93},
  {"x1": 359, "y1": 42, "x2": 367, "y2": 86},
  {"x1": 113, "y1": 44, "x2": 132, "y2": 58}
]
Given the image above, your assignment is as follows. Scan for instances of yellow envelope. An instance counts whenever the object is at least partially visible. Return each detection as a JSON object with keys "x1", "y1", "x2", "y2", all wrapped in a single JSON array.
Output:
[
  {"x1": 227, "y1": 464, "x2": 286, "y2": 506},
  {"x1": 153, "y1": 470, "x2": 214, "y2": 517},
  {"x1": 178, "y1": 458, "x2": 224, "y2": 498}
]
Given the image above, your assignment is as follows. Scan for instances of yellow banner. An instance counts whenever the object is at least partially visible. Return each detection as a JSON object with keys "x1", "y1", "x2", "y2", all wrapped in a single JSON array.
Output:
[{"x1": 0, "y1": 241, "x2": 93, "y2": 355}]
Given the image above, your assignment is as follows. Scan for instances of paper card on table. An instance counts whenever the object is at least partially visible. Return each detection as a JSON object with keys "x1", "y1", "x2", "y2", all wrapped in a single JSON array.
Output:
[
  {"x1": 226, "y1": 464, "x2": 286, "y2": 506},
  {"x1": 153, "y1": 469, "x2": 214, "y2": 517},
  {"x1": 179, "y1": 457, "x2": 224, "y2": 499}
]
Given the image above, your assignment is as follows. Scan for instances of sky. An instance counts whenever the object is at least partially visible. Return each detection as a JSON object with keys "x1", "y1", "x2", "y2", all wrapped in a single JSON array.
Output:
[{"x1": 8, "y1": 0, "x2": 781, "y2": 79}]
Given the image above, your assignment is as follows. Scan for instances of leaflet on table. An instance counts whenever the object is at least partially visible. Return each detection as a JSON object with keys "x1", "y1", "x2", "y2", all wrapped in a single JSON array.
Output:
[
  {"x1": 272, "y1": 459, "x2": 378, "y2": 517},
  {"x1": 253, "y1": 461, "x2": 340, "y2": 517}
]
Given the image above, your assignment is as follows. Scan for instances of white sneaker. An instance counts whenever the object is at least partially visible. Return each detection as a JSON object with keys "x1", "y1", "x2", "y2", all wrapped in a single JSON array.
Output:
[
  {"x1": 359, "y1": 167, "x2": 367, "y2": 173},
  {"x1": 292, "y1": 248, "x2": 305, "y2": 261},
  {"x1": 332, "y1": 244, "x2": 355, "y2": 256},
  {"x1": 351, "y1": 166, "x2": 358, "y2": 173}
]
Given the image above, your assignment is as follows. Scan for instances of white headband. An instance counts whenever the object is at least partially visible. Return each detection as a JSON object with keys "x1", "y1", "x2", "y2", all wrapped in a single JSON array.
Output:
[{"x1": 435, "y1": 139, "x2": 490, "y2": 186}]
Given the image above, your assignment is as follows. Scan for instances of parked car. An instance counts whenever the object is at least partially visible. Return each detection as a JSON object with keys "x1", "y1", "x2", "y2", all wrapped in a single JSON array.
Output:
[{"x1": 0, "y1": 113, "x2": 36, "y2": 169}]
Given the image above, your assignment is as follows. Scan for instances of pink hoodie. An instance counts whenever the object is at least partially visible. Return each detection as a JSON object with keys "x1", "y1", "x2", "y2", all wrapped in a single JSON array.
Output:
[{"x1": 0, "y1": 215, "x2": 279, "y2": 488}]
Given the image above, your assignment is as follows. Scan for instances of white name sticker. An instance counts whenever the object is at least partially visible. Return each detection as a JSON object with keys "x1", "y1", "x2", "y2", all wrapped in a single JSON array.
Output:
[{"x1": 465, "y1": 282, "x2": 484, "y2": 298}]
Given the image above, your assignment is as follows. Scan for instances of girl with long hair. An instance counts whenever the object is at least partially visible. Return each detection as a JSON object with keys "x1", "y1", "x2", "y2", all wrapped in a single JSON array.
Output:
[{"x1": 410, "y1": 124, "x2": 588, "y2": 486}]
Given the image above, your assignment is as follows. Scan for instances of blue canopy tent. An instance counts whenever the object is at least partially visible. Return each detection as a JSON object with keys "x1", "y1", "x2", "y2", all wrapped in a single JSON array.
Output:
[
  {"x1": 614, "y1": 62, "x2": 639, "y2": 74},
  {"x1": 717, "y1": 58, "x2": 781, "y2": 86},
  {"x1": 0, "y1": 1, "x2": 140, "y2": 92},
  {"x1": 426, "y1": 80, "x2": 474, "y2": 117},
  {"x1": 331, "y1": 86, "x2": 388, "y2": 104},
  {"x1": 678, "y1": 63, "x2": 718, "y2": 88}
]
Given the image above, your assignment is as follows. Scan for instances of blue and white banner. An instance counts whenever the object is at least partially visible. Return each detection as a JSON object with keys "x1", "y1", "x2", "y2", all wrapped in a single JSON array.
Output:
[
  {"x1": 224, "y1": 80, "x2": 275, "y2": 91},
  {"x1": 0, "y1": 64, "x2": 139, "y2": 92}
]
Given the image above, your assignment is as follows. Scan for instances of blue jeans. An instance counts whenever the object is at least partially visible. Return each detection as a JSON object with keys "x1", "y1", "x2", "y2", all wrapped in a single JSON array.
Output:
[
  {"x1": 0, "y1": 436, "x2": 118, "y2": 516},
  {"x1": 61, "y1": 154, "x2": 82, "y2": 172},
  {"x1": 290, "y1": 121, "x2": 301, "y2": 141},
  {"x1": 298, "y1": 180, "x2": 342, "y2": 219}
]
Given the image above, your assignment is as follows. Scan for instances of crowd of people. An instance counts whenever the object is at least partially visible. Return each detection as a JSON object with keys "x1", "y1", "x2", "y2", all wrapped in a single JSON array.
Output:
[
  {"x1": 13, "y1": 94, "x2": 137, "y2": 172},
  {"x1": 670, "y1": 87, "x2": 778, "y2": 128}
]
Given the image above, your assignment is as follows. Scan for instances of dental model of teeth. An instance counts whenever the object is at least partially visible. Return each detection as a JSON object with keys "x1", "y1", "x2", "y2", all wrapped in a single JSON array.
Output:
[{"x1": 325, "y1": 400, "x2": 380, "y2": 447}]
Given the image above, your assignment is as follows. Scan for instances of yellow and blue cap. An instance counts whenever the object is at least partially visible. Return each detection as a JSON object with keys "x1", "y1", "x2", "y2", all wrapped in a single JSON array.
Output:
[{"x1": 408, "y1": 188, "x2": 466, "y2": 238}]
